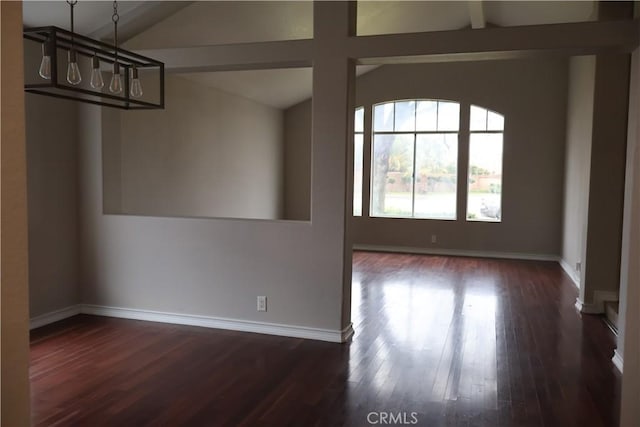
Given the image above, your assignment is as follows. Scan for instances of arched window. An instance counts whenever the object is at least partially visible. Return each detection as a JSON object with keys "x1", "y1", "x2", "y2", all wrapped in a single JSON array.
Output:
[
  {"x1": 467, "y1": 106, "x2": 504, "y2": 222},
  {"x1": 352, "y1": 101, "x2": 504, "y2": 223},
  {"x1": 370, "y1": 99, "x2": 460, "y2": 219}
]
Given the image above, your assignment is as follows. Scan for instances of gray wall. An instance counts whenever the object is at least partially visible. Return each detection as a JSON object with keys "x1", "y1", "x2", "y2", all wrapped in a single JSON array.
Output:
[
  {"x1": 25, "y1": 88, "x2": 80, "y2": 318},
  {"x1": 75, "y1": 3, "x2": 355, "y2": 334},
  {"x1": 284, "y1": 99, "x2": 311, "y2": 220},
  {"x1": 285, "y1": 58, "x2": 569, "y2": 256},
  {"x1": 562, "y1": 55, "x2": 595, "y2": 285},
  {"x1": 581, "y1": 53, "x2": 630, "y2": 303},
  {"x1": 105, "y1": 75, "x2": 285, "y2": 220},
  {"x1": 619, "y1": 45, "x2": 640, "y2": 427},
  {"x1": 77, "y1": 95, "x2": 346, "y2": 331}
]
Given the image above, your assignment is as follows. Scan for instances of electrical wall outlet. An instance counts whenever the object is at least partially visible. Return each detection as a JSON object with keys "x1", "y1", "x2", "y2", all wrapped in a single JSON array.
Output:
[
  {"x1": 431, "y1": 234, "x2": 437, "y2": 244},
  {"x1": 576, "y1": 261, "x2": 581, "y2": 273},
  {"x1": 257, "y1": 296, "x2": 267, "y2": 312}
]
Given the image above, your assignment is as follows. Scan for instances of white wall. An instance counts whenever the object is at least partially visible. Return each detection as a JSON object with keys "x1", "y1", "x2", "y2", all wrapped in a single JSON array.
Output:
[
  {"x1": 106, "y1": 75, "x2": 285, "y2": 220},
  {"x1": 561, "y1": 56, "x2": 595, "y2": 286},
  {"x1": 25, "y1": 94, "x2": 80, "y2": 317}
]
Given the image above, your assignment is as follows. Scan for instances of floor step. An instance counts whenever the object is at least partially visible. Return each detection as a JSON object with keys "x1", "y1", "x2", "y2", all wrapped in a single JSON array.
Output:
[{"x1": 604, "y1": 300, "x2": 619, "y2": 334}]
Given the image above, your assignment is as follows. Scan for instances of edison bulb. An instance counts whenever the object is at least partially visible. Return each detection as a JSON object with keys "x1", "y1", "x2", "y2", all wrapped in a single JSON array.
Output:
[
  {"x1": 109, "y1": 63, "x2": 122, "y2": 94},
  {"x1": 38, "y1": 42, "x2": 51, "y2": 79},
  {"x1": 90, "y1": 55, "x2": 104, "y2": 89},
  {"x1": 130, "y1": 66, "x2": 143, "y2": 98},
  {"x1": 66, "y1": 49, "x2": 82, "y2": 85}
]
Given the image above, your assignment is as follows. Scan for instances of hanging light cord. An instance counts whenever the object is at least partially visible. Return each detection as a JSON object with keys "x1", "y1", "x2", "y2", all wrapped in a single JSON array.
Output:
[
  {"x1": 67, "y1": 0, "x2": 77, "y2": 44},
  {"x1": 113, "y1": 1, "x2": 119, "y2": 65}
]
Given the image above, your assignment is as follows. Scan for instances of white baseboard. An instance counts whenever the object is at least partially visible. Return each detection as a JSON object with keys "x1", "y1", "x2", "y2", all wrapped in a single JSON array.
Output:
[
  {"x1": 31, "y1": 304, "x2": 354, "y2": 343},
  {"x1": 612, "y1": 349, "x2": 624, "y2": 373},
  {"x1": 81, "y1": 304, "x2": 353, "y2": 343},
  {"x1": 353, "y1": 244, "x2": 559, "y2": 262},
  {"x1": 559, "y1": 258, "x2": 581, "y2": 289},
  {"x1": 575, "y1": 299, "x2": 598, "y2": 314},
  {"x1": 30, "y1": 305, "x2": 81, "y2": 330},
  {"x1": 575, "y1": 290, "x2": 619, "y2": 314}
]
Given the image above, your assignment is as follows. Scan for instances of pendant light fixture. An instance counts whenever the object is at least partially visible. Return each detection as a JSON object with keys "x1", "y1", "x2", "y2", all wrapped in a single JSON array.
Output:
[
  {"x1": 109, "y1": 1, "x2": 123, "y2": 94},
  {"x1": 23, "y1": 0, "x2": 164, "y2": 110}
]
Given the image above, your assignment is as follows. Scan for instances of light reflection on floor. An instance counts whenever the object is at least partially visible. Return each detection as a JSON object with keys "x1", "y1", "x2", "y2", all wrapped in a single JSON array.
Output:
[
  {"x1": 349, "y1": 254, "x2": 508, "y2": 422},
  {"x1": 351, "y1": 261, "x2": 498, "y2": 406},
  {"x1": 344, "y1": 251, "x2": 620, "y2": 426}
]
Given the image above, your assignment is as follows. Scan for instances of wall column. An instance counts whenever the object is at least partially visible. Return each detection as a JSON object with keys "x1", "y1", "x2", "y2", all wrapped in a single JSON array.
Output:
[
  {"x1": 312, "y1": 1, "x2": 356, "y2": 331},
  {"x1": 618, "y1": 45, "x2": 640, "y2": 424},
  {"x1": 1, "y1": 1, "x2": 32, "y2": 425},
  {"x1": 577, "y1": 52, "x2": 630, "y2": 312}
]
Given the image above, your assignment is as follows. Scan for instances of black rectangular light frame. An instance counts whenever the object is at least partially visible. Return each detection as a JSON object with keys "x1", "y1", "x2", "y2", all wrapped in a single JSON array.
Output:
[{"x1": 24, "y1": 26, "x2": 164, "y2": 110}]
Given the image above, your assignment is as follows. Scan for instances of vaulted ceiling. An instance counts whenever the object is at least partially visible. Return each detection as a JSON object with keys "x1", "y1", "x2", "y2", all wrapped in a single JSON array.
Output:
[
  {"x1": 23, "y1": 1, "x2": 596, "y2": 40},
  {"x1": 23, "y1": 1, "x2": 191, "y2": 41},
  {"x1": 23, "y1": 1, "x2": 597, "y2": 109}
]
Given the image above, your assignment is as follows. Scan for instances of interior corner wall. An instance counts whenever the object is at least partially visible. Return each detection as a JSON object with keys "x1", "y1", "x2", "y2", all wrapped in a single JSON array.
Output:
[
  {"x1": 284, "y1": 98, "x2": 312, "y2": 220},
  {"x1": 284, "y1": 58, "x2": 568, "y2": 256},
  {"x1": 25, "y1": 93, "x2": 80, "y2": 317},
  {"x1": 112, "y1": 75, "x2": 284, "y2": 220},
  {"x1": 561, "y1": 55, "x2": 595, "y2": 286}
]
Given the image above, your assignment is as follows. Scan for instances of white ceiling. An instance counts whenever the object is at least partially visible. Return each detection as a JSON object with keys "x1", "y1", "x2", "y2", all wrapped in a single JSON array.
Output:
[
  {"x1": 23, "y1": 1, "x2": 596, "y2": 39},
  {"x1": 23, "y1": 1, "x2": 597, "y2": 109},
  {"x1": 484, "y1": 1, "x2": 596, "y2": 27},
  {"x1": 358, "y1": 1, "x2": 595, "y2": 35},
  {"x1": 24, "y1": 1, "x2": 143, "y2": 34},
  {"x1": 179, "y1": 65, "x2": 378, "y2": 110},
  {"x1": 22, "y1": 1, "x2": 191, "y2": 41}
]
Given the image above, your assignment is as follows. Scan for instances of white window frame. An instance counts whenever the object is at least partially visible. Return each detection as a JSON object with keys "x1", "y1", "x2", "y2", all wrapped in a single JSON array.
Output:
[
  {"x1": 467, "y1": 105, "x2": 504, "y2": 223},
  {"x1": 369, "y1": 99, "x2": 460, "y2": 220},
  {"x1": 353, "y1": 106, "x2": 364, "y2": 216}
]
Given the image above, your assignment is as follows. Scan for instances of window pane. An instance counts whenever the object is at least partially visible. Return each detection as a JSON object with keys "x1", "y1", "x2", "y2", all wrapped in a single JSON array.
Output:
[
  {"x1": 371, "y1": 134, "x2": 414, "y2": 217},
  {"x1": 470, "y1": 105, "x2": 487, "y2": 131},
  {"x1": 355, "y1": 107, "x2": 364, "y2": 133},
  {"x1": 374, "y1": 102, "x2": 394, "y2": 132},
  {"x1": 354, "y1": 133, "x2": 364, "y2": 216},
  {"x1": 416, "y1": 100, "x2": 437, "y2": 131},
  {"x1": 487, "y1": 111, "x2": 504, "y2": 131},
  {"x1": 437, "y1": 101, "x2": 460, "y2": 131},
  {"x1": 394, "y1": 101, "x2": 415, "y2": 131},
  {"x1": 415, "y1": 134, "x2": 458, "y2": 219},
  {"x1": 467, "y1": 133, "x2": 503, "y2": 222}
]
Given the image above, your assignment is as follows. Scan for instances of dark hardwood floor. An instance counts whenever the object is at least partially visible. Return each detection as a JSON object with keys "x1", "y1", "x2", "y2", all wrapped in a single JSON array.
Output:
[{"x1": 30, "y1": 252, "x2": 621, "y2": 426}]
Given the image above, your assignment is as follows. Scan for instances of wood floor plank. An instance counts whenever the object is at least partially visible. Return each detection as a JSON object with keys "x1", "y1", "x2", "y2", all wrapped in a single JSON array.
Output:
[{"x1": 30, "y1": 252, "x2": 621, "y2": 426}]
